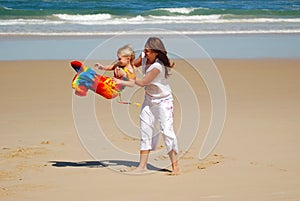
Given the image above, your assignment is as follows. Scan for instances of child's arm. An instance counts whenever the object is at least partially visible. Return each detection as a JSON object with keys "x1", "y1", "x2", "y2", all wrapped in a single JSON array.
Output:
[{"x1": 94, "y1": 63, "x2": 117, "y2": 71}]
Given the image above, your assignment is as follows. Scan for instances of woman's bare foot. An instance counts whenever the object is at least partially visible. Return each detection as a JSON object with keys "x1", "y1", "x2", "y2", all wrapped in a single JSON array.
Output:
[
  {"x1": 167, "y1": 150, "x2": 180, "y2": 176},
  {"x1": 167, "y1": 165, "x2": 180, "y2": 176},
  {"x1": 130, "y1": 166, "x2": 148, "y2": 174}
]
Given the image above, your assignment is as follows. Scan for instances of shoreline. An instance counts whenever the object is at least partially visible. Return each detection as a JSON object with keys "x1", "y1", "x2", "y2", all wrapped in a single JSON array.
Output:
[
  {"x1": 1, "y1": 33, "x2": 300, "y2": 61},
  {"x1": 1, "y1": 30, "x2": 300, "y2": 37},
  {"x1": 1, "y1": 32, "x2": 300, "y2": 40}
]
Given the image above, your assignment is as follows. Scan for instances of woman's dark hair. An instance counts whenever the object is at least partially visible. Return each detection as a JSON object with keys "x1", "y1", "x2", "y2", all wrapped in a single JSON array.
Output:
[{"x1": 145, "y1": 37, "x2": 174, "y2": 77}]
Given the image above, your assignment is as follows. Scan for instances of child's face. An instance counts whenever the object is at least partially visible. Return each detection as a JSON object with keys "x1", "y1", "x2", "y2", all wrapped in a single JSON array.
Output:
[{"x1": 117, "y1": 54, "x2": 130, "y2": 67}]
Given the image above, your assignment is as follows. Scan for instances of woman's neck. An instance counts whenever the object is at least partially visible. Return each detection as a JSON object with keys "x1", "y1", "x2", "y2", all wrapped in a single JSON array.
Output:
[{"x1": 146, "y1": 57, "x2": 156, "y2": 65}]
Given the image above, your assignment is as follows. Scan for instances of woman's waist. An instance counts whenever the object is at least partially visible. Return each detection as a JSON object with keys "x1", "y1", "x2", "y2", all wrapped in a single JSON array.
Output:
[
  {"x1": 145, "y1": 92, "x2": 173, "y2": 102},
  {"x1": 145, "y1": 83, "x2": 171, "y2": 97}
]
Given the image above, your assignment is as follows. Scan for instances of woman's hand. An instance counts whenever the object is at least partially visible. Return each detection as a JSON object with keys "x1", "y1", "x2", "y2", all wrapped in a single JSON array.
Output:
[
  {"x1": 114, "y1": 67, "x2": 126, "y2": 78},
  {"x1": 112, "y1": 77, "x2": 122, "y2": 84},
  {"x1": 113, "y1": 77, "x2": 135, "y2": 87}
]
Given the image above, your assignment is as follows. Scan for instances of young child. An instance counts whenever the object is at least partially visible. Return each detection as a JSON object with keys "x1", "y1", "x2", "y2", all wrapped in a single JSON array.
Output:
[
  {"x1": 71, "y1": 45, "x2": 136, "y2": 99},
  {"x1": 95, "y1": 44, "x2": 136, "y2": 87}
]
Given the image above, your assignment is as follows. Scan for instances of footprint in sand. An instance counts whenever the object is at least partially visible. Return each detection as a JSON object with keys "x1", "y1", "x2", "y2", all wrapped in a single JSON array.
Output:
[
  {"x1": 182, "y1": 153, "x2": 225, "y2": 173},
  {"x1": 249, "y1": 161, "x2": 287, "y2": 172},
  {"x1": 1, "y1": 147, "x2": 47, "y2": 159},
  {"x1": 196, "y1": 154, "x2": 225, "y2": 170}
]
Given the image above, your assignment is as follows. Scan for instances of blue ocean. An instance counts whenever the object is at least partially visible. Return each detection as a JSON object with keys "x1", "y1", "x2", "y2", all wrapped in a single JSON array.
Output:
[{"x1": 1, "y1": 0, "x2": 300, "y2": 35}]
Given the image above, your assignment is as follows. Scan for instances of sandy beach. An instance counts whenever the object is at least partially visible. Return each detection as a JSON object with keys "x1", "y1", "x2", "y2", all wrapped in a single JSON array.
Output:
[
  {"x1": 1, "y1": 0, "x2": 300, "y2": 199},
  {"x1": 0, "y1": 58, "x2": 299, "y2": 200}
]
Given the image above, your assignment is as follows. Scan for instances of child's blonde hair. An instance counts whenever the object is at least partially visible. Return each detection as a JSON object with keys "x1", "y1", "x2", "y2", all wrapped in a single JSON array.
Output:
[{"x1": 117, "y1": 45, "x2": 135, "y2": 62}]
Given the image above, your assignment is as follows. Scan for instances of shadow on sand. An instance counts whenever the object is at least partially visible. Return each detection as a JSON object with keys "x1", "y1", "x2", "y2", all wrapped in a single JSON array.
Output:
[{"x1": 49, "y1": 160, "x2": 171, "y2": 173}]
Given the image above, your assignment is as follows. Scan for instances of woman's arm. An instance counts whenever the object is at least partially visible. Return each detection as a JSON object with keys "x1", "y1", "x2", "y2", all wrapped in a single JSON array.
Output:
[
  {"x1": 114, "y1": 68, "x2": 160, "y2": 87},
  {"x1": 113, "y1": 78, "x2": 135, "y2": 87},
  {"x1": 135, "y1": 68, "x2": 160, "y2": 87},
  {"x1": 133, "y1": 54, "x2": 142, "y2": 67}
]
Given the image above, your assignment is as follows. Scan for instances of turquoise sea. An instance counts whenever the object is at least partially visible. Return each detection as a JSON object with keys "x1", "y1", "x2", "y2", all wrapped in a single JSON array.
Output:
[
  {"x1": 1, "y1": 0, "x2": 300, "y2": 35},
  {"x1": 1, "y1": 0, "x2": 300, "y2": 60}
]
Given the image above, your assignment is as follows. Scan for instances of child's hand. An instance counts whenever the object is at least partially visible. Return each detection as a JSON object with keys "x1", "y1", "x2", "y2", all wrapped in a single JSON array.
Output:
[{"x1": 95, "y1": 63, "x2": 106, "y2": 70}]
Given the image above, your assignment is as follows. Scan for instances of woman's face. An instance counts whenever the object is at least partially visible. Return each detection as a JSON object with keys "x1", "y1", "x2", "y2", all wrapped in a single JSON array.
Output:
[{"x1": 144, "y1": 45, "x2": 158, "y2": 64}]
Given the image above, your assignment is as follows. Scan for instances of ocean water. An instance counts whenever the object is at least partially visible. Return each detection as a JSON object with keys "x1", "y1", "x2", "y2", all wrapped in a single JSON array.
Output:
[{"x1": 1, "y1": 0, "x2": 300, "y2": 35}]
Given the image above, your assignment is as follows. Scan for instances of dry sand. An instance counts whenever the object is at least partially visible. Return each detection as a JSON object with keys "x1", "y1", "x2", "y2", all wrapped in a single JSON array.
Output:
[{"x1": 0, "y1": 59, "x2": 299, "y2": 201}]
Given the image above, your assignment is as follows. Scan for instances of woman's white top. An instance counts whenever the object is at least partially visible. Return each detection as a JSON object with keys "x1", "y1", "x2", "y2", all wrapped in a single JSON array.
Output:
[{"x1": 142, "y1": 52, "x2": 172, "y2": 98}]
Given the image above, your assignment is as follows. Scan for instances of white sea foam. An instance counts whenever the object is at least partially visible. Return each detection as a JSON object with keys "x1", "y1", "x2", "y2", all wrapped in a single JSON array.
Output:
[
  {"x1": 157, "y1": 7, "x2": 197, "y2": 14},
  {"x1": 53, "y1": 13, "x2": 112, "y2": 21},
  {"x1": 51, "y1": 14, "x2": 223, "y2": 25},
  {"x1": 3, "y1": 6, "x2": 13, "y2": 10},
  {"x1": 1, "y1": 15, "x2": 300, "y2": 26},
  {"x1": 150, "y1": 14, "x2": 222, "y2": 21},
  {"x1": 0, "y1": 19, "x2": 64, "y2": 26},
  {"x1": 1, "y1": 13, "x2": 300, "y2": 36},
  {"x1": 1, "y1": 29, "x2": 300, "y2": 37},
  {"x1": 52, "y1": 14, "x2": 300, "y2": 25},
  {"x1": 218, "y1": 17, "x2": 300, "y2": 23}
]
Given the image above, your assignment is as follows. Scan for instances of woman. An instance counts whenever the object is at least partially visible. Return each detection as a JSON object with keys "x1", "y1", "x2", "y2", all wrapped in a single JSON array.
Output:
[{"x1": 133, "y1": 37, "x2": 179, "y2": 174}]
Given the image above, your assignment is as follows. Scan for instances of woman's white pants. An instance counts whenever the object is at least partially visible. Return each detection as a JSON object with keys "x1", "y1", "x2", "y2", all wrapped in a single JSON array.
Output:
[{"x1": 139, "y1": 94, "x2": 178, "y2": 154}]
